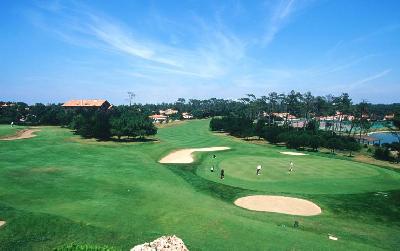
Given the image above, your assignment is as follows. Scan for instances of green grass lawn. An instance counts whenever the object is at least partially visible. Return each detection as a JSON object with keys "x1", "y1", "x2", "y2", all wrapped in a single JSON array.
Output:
[{"x1": 0, "y1": 120, "x2": 399, "y2": 250}]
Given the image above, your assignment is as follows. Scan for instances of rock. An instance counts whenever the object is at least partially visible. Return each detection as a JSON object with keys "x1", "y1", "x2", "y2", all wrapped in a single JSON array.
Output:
[{"x1": 131, "y1": 235, "x2": 188, "y2": 251}]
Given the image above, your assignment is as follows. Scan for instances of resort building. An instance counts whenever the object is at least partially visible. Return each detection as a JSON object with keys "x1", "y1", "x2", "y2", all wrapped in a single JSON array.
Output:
[
  {"x1": 149, "y1": 114, "x2": 168, "y2": 123},
  {"x1": 270, "y1": 112, "x2": 297, "y2": 120},
  {"x1": 62, "y1": 99, "x2": 111, "y2": 110},
  {"x1": 182, "y1": 112, "x2": 193, "y2": 119},
  {"x1": 383, "y1": 114, "x2": 394, "y2": 120},
  {"x1": 317, "y1": 112, "x2": 354, "y2": 121},
  {"x1": 159, "y1": 109, "x2": 178, "y2": 115}
]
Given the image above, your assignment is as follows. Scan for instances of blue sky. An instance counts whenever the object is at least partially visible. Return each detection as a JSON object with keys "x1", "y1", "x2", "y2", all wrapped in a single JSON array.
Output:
[{"x1": 1, "y1": 0, "x2": 399, "y2": 104}]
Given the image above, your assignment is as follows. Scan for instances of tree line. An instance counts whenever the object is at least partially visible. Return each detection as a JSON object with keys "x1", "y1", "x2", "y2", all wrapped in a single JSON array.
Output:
[
  {"x1": 0, "y1": 102, "x2": 156, "y2": 140},
  {"x1": 2, "y1": 92, "x2": 400, "y2": 125},
  {"x1": 1, "y1": 90, "x2": 399, "y2": 146},
  {"x1": 210, "y1": 116, "x2": 361, "y2": 156},
  {"x1": 70, "y1": 107, "x2": 157, "y2": 140}
]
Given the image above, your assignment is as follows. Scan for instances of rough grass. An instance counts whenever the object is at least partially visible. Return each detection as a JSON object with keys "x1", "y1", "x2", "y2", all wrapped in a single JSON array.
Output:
[{"x1": 0, "y1": 121, "x2": 399, "y2": 250}]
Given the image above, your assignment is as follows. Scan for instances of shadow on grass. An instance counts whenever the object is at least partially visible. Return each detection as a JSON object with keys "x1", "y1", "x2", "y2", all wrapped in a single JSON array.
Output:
[
  {"x1": 312, "y1": 190, "x2": 400, "y2": 224},
  {"x1": 71, "y1": 131, "x2": 159, "y2": 143},
  {"x1": 164, "y1": 163, "x2": 254, "y2": 203},
  {"x1": 108, "y1": 138, "x2": 158, "y2": 143}
]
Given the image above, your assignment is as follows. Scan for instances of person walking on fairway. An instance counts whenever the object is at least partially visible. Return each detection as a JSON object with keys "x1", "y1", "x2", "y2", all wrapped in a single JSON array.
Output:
[
  {"x1": 220, "y1": 169, "x2": 225, "y2": 179},
  {"x1": 256, "y1": 165, "x2": 262, "y2": 175},
  {"x1": 289, "y1": 161, "x2": 294, "y2": 172},
  {"x1": 211, "y1": 154, "x2": 217, "y2": 172}
]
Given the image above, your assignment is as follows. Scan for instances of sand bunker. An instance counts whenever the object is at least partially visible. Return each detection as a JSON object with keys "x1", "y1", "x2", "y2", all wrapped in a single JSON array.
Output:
[
  {"x1": 0, "y1": 129, "x2": 40, "y2": 141},
  {"x1": 234, "y1": 195, "x2": 321, "y2": 216},
  {"x1": 159, "y1": 147, "x2": 230, "y2": 163},
  {"x1": 280, "y1": 151, "x2": 308, "y2": 156},
  {"x1": 0, "y1": 221, "x2": 5, "y2": 227}
]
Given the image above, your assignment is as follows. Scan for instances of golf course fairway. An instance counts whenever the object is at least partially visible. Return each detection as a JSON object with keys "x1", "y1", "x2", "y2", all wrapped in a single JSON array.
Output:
[{"x1": 0, "y1": 120, "x2": 399, "y2": 250}]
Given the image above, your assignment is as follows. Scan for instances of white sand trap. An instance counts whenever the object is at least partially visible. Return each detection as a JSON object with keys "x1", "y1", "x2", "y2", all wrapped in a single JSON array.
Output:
[
  {"x1": 0, "y1": 129, "x2": 40, "y2": 141},
  {"x1": 280, "y1": 151, "x2": 308, "y2": 156},
  {"x1": 234, "y1": 195, "x2": 321, "y2": 216},
  {"x1": 0, "y1": 221, "x2": 5, "y2": 227},
  {"x1": 329, "y1": 235, "x2": 338, "y2": 241},
  {"x1": 159, "y1": 147, "x2": 230, "y2": 164}
]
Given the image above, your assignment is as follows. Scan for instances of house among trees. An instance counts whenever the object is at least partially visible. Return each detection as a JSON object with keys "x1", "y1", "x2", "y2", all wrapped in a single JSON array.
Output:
[
  {"x1": 149, "y1": 114, "x2": 168, "y2": 123},
  {"x1": 182, "y1": 112, "x2": 193, "y2": 119},
  {"x1": 270, "y1": 112, "x2": 297, "y2": 120},
  {"x1": 383, "y1": 114, "x2": 394, "y2": 120},
  {"x1": 317, "y1": 112, "x2": 355, "y2": 121},
  {"x1": 62, "y1": 99, "x2": 111, "y2": 110},
  {"x1": 0, "y1": 102, "x2": 16, "y2": 107},
  {"x1": 159, "y1": 109, "x2": 178, "y2": 115}
]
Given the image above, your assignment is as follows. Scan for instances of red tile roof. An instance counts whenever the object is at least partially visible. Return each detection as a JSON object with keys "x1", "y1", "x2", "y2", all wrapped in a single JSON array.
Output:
[
  {"x1": 149, "y1": 114, "x2": 168, "y2": 119},
  {"x1": 62, "y1": 99, "x2": 108, "y2": 107}
]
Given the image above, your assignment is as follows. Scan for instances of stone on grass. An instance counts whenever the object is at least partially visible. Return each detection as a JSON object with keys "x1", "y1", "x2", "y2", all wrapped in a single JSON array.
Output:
[{"x1": 131, "y1": 235, "x2": 188, "y2": 251}]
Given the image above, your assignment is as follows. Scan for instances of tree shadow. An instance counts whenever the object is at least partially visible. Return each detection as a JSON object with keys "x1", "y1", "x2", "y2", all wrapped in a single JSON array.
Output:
[{"x1": 109, "y1": 137, "x2": 159, "y2": 143}]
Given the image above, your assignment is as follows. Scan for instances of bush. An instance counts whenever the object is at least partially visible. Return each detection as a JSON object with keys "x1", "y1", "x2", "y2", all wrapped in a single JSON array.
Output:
[
  {"x1": 209, "y1": 116, "x2": 254, "y2": 138},
  {"x1": 374, "y1": 147, "x2": 392, "y2": 161},
  {"x1": 309, "y1": 135, "x2": 324, "y2": 151},
  {"x1": 263, "y1": 126, "x2": 286, "y2": 143},
  {"x1": 326, "y1": 138, "x2": 342, "y2": 153}
]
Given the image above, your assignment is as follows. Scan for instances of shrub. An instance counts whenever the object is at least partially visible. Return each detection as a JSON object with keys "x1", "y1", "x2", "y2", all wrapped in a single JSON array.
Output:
[{"x1": 374, "y1": 147, "x2": 392, "y2": 161}]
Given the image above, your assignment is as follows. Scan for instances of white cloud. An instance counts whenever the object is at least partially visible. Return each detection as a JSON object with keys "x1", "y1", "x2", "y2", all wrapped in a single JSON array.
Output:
[
  {"x1": 350, "y1": 69, "x2": 392, "y2": 87},
  {"x1": 30, "y1": 3, "x2": 247, "y2": 80},
  {"x1": 262, "y1": 0, "x2": 299, "y2": 45}
]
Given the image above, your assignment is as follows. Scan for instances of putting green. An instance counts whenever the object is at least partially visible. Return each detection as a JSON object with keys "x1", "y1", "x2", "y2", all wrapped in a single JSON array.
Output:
[{"x1": 198, "y1": 154, "x2": 400, "y2": 194}]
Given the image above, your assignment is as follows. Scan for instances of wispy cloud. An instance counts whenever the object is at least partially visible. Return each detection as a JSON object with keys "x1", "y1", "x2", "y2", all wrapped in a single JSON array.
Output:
[
  {"x1": 350, "y1": 69, "x2": 392, "y2": 87},
  {"x1": 29, "y1": 2, "x2": 247, "y2": 80},
  {"x1": 262, "y1": 0, "x2": 306, "y2": 45},
  {"x1": 351, "y1": 24, "x2": 400, "y2": 44},
  {"x1": 315, "y1": 54, "x2": 377, "y2": 75}
]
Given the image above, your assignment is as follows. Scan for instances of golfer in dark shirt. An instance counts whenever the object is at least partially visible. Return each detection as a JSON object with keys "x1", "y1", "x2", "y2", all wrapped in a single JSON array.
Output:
[{"x1": 220, "y1": 169, "x2": 225, "y2": 179}]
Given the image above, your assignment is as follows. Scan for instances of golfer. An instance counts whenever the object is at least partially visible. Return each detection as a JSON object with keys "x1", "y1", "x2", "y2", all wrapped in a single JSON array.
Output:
[
  {"x1": 289, "y1": 161, "x2": 294, "y2": 172},
  {"x1": 256, "y1": 165, "x2": 262, "y2": 175},
  {"x1": 211, "y1": 154, "x2": 217, "y2": 173},
  {"x1": 220, "y1": 169, "x2": 225, "y2": 179}
]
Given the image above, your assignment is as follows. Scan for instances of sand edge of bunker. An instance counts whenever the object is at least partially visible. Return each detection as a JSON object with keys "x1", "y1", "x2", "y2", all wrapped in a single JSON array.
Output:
[
  {"x1": 0, "y1": 221, "x2": 6, "y2": 228},
  {"x1": 0, "y1": 129, "x2": 41, "y2": 141},
  {"x1": 280, "y1": 151, "x2": 308, "y2": 156},
  {"x1": 234, "y1": 195, "x2": 322, "y2": 216},
  {"x1": 159, "y1": 147, "x2": 230, "y2": 164}
]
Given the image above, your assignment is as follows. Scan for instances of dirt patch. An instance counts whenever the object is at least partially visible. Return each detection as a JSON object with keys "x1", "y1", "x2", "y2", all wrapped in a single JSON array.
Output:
[
  {"x1": 156, "y1": 120, "x2": 188, "y2": 128},
  {"x1": 234, "y1": 195, "x2": 321, "y2": 216},
  {"x1": 159, "y1": 147, "x2": 230, "y2": 164},
  {"x1": 0, "y1": 129, "x2": 40, "y2": 141},
  {"x1": 0, "y1": 221, "x2": 5, "y2": 227},
  {"x1": 280, "y1": 151, "x2": 308, "y2": 156},
  {"x1": 31, "y1": 167, "x2": 61, "y2": 173}
]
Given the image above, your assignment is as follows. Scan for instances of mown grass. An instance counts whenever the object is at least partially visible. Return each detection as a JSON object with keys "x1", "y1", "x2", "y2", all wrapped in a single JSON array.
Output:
[{"x1": 0, "y1": 121, "x2": 399, "y2": 250}]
